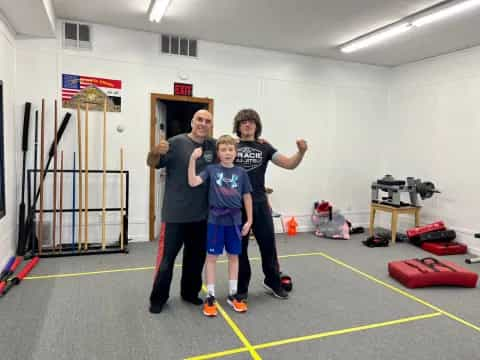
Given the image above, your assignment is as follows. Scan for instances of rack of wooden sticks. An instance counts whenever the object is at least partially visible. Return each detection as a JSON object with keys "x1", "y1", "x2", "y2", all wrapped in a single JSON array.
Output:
[
  {"x1": 21, "y1": 97, "x2": 129, "y2": 258},
  {"x1": 27, "y1": 168, "x2": 129, "y2": 257}
]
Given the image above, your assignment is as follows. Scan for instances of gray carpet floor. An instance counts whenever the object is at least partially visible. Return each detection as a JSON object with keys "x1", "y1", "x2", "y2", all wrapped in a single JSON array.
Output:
[{"x1": 0, "y1": 232, "x2": 479, "y2": 360}]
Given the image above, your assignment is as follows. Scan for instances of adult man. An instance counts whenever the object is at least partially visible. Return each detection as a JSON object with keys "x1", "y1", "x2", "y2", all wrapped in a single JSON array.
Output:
[
  {"x1": 233, "y1": 109, "x2": 307, "y2": 300},
  {"x1": 147, "y1": 109, "x2": 216, "y2": 313}
]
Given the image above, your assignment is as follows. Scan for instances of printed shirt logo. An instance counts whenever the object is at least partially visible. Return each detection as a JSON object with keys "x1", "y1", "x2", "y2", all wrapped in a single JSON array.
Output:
[
  {"x1": 235, "y1": 147, "x2": 263, "y2": 171},
  {"x1": 216, "y1": 173, "x2": 239, "y2": 189},
  {"x1": 203, "y1": 150, "x2": 214, "y2": 163}
]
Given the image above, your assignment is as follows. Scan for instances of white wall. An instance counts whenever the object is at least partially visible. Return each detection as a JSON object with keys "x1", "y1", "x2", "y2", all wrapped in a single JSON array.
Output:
[
  {"x1": 14, "y1": 22, "x2": 390, "y2": 242},
  {"x1": 7, "y1": 18, "x2": 480, "y2": 257},
  {"x1": 388, "y1": 46, "x2": 480, "y2": 254},
  {"x1": 0, "y1": 15, "x2": 17, "y2": 268}
]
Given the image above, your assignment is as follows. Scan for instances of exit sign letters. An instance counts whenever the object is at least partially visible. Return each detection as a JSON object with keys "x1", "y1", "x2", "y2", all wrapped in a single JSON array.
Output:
[{"x1": 174, "y1": 82, "x2": 193, "y2": 96}]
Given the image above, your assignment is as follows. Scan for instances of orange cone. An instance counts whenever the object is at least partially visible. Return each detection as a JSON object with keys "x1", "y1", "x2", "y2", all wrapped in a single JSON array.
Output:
[{"x1": 287, "y1": 217, "x2": 298, "y2": 236}]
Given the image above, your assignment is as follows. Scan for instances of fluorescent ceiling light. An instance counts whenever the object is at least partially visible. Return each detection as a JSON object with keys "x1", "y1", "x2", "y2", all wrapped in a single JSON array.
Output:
[
  {"x1": 339, "y1": 0, "x2": 480, "y2": 53},
  {"x1": 340, "y1": 23, "x2": 412, "y2": 53},
  {"x1": 149, "y1": 0, "x2": 172, "y2": 23},
  {"x1": 412, "y1": 0, "x2": 480, "y2": 27}
]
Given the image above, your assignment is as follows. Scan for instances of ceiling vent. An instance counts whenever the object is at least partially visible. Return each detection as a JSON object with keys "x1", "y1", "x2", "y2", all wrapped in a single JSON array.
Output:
[
  {"x1": 63, "y1": 22, "x2": 92, "y2": 50},
  {"x1": 161, "y1": 34, "x2": 197, "y2": 57}
]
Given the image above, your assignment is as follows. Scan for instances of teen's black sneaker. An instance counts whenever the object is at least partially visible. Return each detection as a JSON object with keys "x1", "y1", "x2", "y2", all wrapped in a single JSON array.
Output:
[{"x1": 263, "y1": 280, "x2": 289, "y2": 299}]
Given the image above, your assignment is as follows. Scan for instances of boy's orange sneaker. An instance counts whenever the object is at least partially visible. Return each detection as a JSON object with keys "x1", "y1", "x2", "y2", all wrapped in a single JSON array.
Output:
[
  {"x1": 203, "y1": 296, "x2": 217, "y2": 317},
  {"x1": 227, "y1": 295, "x2": 248, "y2": 313}
]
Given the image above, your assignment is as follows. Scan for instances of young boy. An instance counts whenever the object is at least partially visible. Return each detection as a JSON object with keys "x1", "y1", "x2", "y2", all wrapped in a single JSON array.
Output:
[{"x1": 188, "y1": 135, "x2": 253, "y2": 316}]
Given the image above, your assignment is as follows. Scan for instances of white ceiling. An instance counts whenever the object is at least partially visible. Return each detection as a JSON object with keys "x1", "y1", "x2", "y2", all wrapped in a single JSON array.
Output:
[
  {"x1": 7, "y1": 0, "x2": 480, "y2": 66},
  {"x1": 0, "y1": 0, "x2": 56, "y2": 37}
]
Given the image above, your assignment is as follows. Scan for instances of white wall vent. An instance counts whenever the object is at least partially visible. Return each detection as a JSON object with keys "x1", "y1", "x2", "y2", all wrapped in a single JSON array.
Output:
[
  {"x1": 161, "y1": 34, "x2": 197, "y2": 57},
  {"x1": 63, "y1": 22, "x2": 92, "y2": 50}
]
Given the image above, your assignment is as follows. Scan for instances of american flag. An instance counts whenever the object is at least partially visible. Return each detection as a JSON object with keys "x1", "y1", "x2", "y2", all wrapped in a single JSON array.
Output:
[{"x1": 62, "y1": 74, "x2": 122, "y2": 102}]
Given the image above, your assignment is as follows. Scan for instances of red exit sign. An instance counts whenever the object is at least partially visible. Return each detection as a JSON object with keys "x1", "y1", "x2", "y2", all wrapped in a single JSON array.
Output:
[{"x1": 174, "y1": 82, "x2": 193, "y2": 96}]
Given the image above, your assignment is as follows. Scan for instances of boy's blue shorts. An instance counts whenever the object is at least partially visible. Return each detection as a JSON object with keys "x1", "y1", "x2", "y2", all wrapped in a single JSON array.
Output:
[{"x1": 207, "y1": 223, "x2": 242, "y2": 255}]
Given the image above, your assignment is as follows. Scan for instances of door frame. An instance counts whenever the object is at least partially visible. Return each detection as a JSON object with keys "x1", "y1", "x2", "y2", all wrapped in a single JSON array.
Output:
[{"x1": 149, "y1": 93, "x2": 214, "y2": 241}]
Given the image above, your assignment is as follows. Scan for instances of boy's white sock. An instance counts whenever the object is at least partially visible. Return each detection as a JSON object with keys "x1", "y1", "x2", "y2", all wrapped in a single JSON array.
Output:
[
  {"x1": 229, "y1": 280, "x2": 238, "y2": 296},
  {"x1": 207, "y1": 284, "x2": 215, "y2": 297}
]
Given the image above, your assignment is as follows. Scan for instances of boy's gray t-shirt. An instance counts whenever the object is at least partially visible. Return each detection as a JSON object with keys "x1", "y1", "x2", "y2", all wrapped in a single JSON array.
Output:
[{"x1": 156, "y1": 134, "x2": 216, "y2": 223}]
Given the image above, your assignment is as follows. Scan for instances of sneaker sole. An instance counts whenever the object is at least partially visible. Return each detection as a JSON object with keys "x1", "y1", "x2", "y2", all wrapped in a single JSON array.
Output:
[
  {"x1": 203, "y1": 310, "x2": 217, "y2": 317},
  {"x1": 262, "y1": 283, "x2": 288, "y2": 299},
  {"x1": 226, "y1": 298, "x2": 247, "y2": 313}
]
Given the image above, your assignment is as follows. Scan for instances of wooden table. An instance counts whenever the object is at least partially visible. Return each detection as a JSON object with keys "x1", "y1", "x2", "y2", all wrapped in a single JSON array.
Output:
[{"x1": 369, "y1": 203, "x2": 420, "y2": 244}]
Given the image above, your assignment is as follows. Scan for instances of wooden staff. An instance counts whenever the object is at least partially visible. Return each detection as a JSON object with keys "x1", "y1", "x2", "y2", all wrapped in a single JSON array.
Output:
[
  {"x1": 38, "y1": 99, "x2": 45, "y2": 254},
  {"x1": 59, "y1": 150, "x2": 64, "y2": 251},
  {"x1": 30, "y1": 111, "x2": 38, "y2": 254},
  {"x1": 52, "y1": 100, "x2": 58, "y2": 250},
  {"x1": 120, "y1": 148, "x2": 124, "y2": 250},
  {"x1": 102, "y1": 98, "x2": 107, "y2": 250},
  {"x1": 72, "y1": 152, "x2": 76, "y2": 251},
  {"x1": 84, "y1": 103, "x2": 89, "y2": 250},
  {"x1": 76, "y1": 105, "x2": 83, "y2": 250}
]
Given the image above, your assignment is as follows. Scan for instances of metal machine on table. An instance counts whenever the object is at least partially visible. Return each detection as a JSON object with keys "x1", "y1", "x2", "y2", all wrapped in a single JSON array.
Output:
[{"x1": 371, "y1": 175, "x2": 439, "y2": 207}]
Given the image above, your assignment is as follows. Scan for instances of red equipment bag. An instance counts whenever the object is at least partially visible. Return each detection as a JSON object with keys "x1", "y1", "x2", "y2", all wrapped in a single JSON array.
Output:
[
  {"x1": 406, "y1": 221, "x2": 446, "y2": 239},
  {"x1": 421, "y1": 241, "x2": 467, "y2": 256},
  {"x1": 388, "y1": 257, "x2": 478, "y2": 288}
]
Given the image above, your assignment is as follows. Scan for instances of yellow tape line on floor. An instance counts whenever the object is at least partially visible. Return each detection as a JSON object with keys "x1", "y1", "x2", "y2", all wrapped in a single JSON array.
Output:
[
  {"x1": 200, "y1": 286, "x2": 261, "y2": 360},
  {"x1": 24, "y1": 257, "x2": 257, "y2": 280},
  {"x1": 185, "y1": 312, "x2": 442, "y2": 359},
  {"x1": 23, "y1": 250, "x2": 480, "y2": 334},
  {"x1": 311, "y1": 251, "x2": 480, "y2": 333},
  {"x1": 25, "y1": 265, "x2": 156, "y2": 280},
  {"x1": 24, "y1": 255, "x2": 305, "y2": 280}
]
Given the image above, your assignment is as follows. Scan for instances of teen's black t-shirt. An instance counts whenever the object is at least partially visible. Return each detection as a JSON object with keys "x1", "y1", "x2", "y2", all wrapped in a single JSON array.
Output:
[{"x1": 234, "y1": 141, "x2": 278, "y2": 203}]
